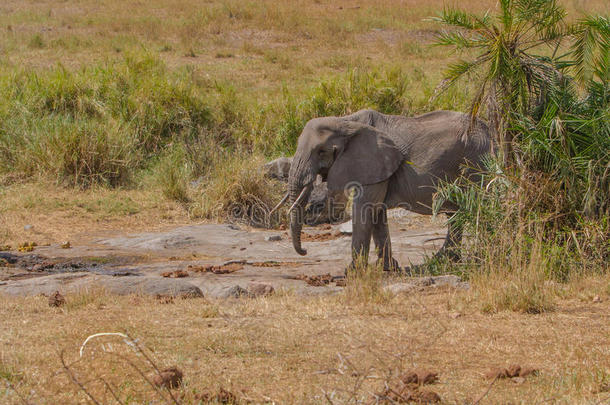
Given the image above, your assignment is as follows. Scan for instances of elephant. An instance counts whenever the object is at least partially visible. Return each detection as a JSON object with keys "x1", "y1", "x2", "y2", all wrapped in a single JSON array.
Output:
[
  {"x1": 265, "y1": 157, "x2": 349, "y2": 225},
  {"x1": 286, "y1": 109, "x2": 492, "y2": 271}
]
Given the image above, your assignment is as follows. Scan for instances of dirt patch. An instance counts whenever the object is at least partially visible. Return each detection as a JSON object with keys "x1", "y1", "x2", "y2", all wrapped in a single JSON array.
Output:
[
  {"x1": 295, "y1": 273, "x2": 333, "y2": 286},
  {"x1": 194, "y1": 387, "x2": 237, "y2": 403},
  {"x1": 400, "y1": 369, "x2": 439, "y2": 385},
  {"x1": 249, "y1": 261, "x2": 303, "y2": 268},
  {"x1": 378, "y1": 383, "x2": 441, "y2": 403},
  {"x1": 357, "y1": 28, "x2": 406, "y2": 45},
  {"x1": 406, "y1": 29, "x2": 440, "y2": 43},
  {"x1": 151, "y1": 366, "x2": 183, "y2": 389},
  {"x1": 188, "y1": 262, "x2": 244, "y2": 274},
  {"x1": 161, "y1": 270, "x2": 189, "y2": 278},
  {"x1": 48, "y1": 291, "x2": 65, "y2": 307},
  {"x1": 300, "y1": 231, "x2": 343, "y2": 242},
  {"x1": 484, "y1": 364, "x2": 539, "y2": 380}
]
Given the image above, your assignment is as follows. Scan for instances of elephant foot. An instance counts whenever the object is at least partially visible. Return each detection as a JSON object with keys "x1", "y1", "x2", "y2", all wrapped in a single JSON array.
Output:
[
  {"x1": 377, "y1": 257, "x2": 401, "y2": 272},
  {"x1": 434, "y1": 247, "x2": 461, "y2": 262}
]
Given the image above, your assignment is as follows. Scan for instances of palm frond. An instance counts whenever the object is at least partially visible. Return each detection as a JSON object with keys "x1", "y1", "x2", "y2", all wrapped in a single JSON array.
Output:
[{"x1": 429, "y1": 7, "x2": 490, "y2": 31}]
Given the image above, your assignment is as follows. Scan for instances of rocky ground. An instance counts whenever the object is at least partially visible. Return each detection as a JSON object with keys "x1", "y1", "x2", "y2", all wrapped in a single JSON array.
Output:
[{"x1": 0, "y1": 212, "x2": 467, "y2": 299}]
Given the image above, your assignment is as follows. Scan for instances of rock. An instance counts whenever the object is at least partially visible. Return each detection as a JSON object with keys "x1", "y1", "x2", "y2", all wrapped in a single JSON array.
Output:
[
  {"x1": 384, "y1": 283, "x2": 416, "y2": 294},
  {"x1": 430, "y1": 275, "x2": 462, "y2": 287},
  {"x1": 161, "y1": 270, "x2": 189, "y2": 278},
  {"x1": 511, "y1": 376, "x2": 526, "y2": 385},
  {"x1": 265, "y1": 235, "x2": 282, "y2": 242},
  {"x1": 0, "y1": 273, "x2": 92, "y2": 296},
  {"x1": 48, "y1": 291, "x2": 65, "y2": 307},
  {"x1": 338, "y1": 220, "x2": 353, "y2": 235},
  {"x1": 151, "y1": 366, "x2": 183, "y2": 389},
  {"x1": 413, "y1": 277, "x2": 434, "y2": 287},
  {"x1": 518, "y1": 367, "x2": 538, "y2": 377},
  {"x1": 304, "y1": 179, "x2": 349, "y2": 225},
  {"x1": 247, "y1": 282, "x2": 274, "y2": 297},
  {"x1": 485, "y1": 368, "x2": 508, "y2": 380},
  {"x1": 101, "y1": 277, "x2": 204, "y2": 298},
  {"x1": 412, "y1": 390, "x2": 441, "y2": 403},
  {"x1": 221, "y1": 285, "x2": 249, "y2": 298},
  {"x1": 264, "y1": 157, "x2": 292, "y2": 181},
  {"x1": 506, "y1": 364, "x2": 521, "y2": 378},
  {"x1": 335, "y1": 278, "x2": 346, "y2": 287},
  {"x1": 400, "y1": 370, "x2": 439, "y2": 385}
]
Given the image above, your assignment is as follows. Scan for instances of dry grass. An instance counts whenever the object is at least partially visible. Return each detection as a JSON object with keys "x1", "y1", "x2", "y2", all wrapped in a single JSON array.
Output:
[
  {"x1": 0, "y1": 280, "x2": 609, "y2": 404},
  {"x1": 2, "y1": 0, "x2": 607, "y2": 97},
  {"x1": 0, "y1": 181, "x2": 190, "y2": 246}
]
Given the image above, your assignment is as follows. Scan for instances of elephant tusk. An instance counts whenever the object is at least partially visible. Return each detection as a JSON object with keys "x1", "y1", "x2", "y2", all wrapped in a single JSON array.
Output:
[
  {"x1": 269, "y1": 192, "x2": 289, "y2": 215},
  {"x1": 287, "y1": 185, "x2": 311, "y2": 214}
]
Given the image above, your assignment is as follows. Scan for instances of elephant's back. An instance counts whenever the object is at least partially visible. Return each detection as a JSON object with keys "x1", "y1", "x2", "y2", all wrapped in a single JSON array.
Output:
[{"x1": 399, "y1": 110, "x2": 491, "y2": 174}]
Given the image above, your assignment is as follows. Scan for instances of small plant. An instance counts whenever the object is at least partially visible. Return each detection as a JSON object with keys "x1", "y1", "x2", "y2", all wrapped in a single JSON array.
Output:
[
  {"x1": 155, "y1": 145, "x2": 191, "y2": 203},
  {"x1": 344, "y1": 257, "x2": 391, "y2": 304},
  {"x1": 28, "y1": 34, "x2": 45, "y2": 49},
  {"x1": 189, "y1": 154, "x2": 285, "y2": 226}
]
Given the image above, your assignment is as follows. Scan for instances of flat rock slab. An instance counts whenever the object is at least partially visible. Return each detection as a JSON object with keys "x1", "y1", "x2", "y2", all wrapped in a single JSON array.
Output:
[
  {"x1": 0, "y1": 214, "x2": 459, "y2": 298},
  {"x1": 0, "y1": 273, "x2": 204, "y2": 298}
]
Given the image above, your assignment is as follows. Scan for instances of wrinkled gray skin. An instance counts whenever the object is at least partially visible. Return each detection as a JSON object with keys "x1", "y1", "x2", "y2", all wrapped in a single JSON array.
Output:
[
  {"x1": 288, "y1": 109, "x2": 492, "y2": 270},
  {"x1": 264, "y1": 157, "x2": 348, "y2": 225}
]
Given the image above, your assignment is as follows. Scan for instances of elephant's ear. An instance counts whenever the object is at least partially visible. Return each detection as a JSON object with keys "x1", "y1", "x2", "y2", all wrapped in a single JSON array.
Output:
[{"x1": 327, "y1": 124, "x2": 403, "y2": 193}]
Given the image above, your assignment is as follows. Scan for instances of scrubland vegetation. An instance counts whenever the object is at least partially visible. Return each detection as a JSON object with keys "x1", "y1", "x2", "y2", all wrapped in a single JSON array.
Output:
[{"x1": 0, "y1": 0, "x2": 609, "y2": 403}]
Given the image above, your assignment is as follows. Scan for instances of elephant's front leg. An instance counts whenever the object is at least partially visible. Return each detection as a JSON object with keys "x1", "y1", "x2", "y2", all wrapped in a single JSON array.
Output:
[
  {"x1": 347, "y1": 182, "x2": 388, "y2": 272},
  {"x1": 372, "y1": 207, "x2": 400, "y2": 271}
]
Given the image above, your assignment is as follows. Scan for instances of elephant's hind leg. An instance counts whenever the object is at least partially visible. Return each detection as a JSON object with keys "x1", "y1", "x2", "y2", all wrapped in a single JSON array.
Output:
[{"x1": 372, "y1": 207, "x2": 400, "y2": 271}]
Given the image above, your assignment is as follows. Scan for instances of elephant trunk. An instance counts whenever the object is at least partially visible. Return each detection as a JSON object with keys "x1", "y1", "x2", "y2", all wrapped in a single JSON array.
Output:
[{"x1": 288, "y1": 156, "x2": 315, "y2": 256}]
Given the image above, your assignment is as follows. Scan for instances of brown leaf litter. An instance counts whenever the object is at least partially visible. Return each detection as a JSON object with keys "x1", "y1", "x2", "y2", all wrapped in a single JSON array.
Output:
[{"x1": 161, "y1": 270, "x2": 189, "y2": 278}]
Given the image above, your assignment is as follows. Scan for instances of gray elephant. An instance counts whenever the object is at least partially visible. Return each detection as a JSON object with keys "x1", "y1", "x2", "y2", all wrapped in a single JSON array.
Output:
[
  {"x1": 265, "y1": 157, "x2": 349, "y2": 225},
  {"x1": 286, "y1": 109, "x2": 492, "y2": 271}
]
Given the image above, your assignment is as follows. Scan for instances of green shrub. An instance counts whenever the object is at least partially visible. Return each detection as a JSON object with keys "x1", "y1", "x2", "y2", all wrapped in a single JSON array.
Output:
[
  {"x1": 189, "y1": 154, "x2": 284, "y2": 226},
  {"x1": 0, "y1": 54, "x2": 212, "y2": 186},
  {"x1": 155, "y1": 145, "x2": 191, "y2": 203},
  {"x1": 268, "y1": 67, "x2": 410, "y2": 153}
]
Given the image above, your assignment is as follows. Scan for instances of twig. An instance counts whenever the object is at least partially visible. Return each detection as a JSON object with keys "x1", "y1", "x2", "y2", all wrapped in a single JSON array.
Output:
[
  {"x1": 100, "y1": 378, "x2": 125, "y2": 405},
  {"x1": 60, "y1": 349, "x2": 102, "y2": 405},
  {"x1": 473, "y1": 375, "x2": 499, "y2": 405},
  {"x1": 0, "y1": 375, "x2": 32, "y2": 405},
  {"x1": 105, "y1": 351, "x2": 178, "y2": 405},
  {"x1": 123, "y1": 331, "x2": 181, "y2": 405}
]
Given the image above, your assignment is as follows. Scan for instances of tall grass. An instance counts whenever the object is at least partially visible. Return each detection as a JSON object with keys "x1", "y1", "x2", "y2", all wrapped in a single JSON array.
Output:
[
  {"x1": 269, "y1": 67, "x2": 410, "y2": 153},
  {"x1": 0, "y1": 53, "x2": 212, "y2": 186},
  {"x1": 0, "y1": 53, "x2": 422, "y2": 194}
]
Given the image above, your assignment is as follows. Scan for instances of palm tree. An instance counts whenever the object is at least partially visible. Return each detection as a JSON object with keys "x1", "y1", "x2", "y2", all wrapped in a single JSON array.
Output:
[{"x1": 431, "y1": 0, "x2": 567, "y2": 166}]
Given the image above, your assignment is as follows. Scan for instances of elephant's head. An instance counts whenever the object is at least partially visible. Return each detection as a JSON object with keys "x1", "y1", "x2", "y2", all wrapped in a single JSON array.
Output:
[{"x1": 288, "y1": 117, "x2": 403, "y2": 255}]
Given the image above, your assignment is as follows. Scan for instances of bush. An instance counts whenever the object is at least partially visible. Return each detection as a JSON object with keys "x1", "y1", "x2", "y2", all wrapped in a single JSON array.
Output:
[
  {"x1": 0, "y1": 54, "x2": 212, "y2": 186},
  {"x1": 189, "y1": 154, "x2": 285, "y2": 226},
  {"x1": 268, "y1": 67, "x2": 410, "y2": 153},
  {"x1": 155, "y1": 145, "x2": 191, "y2": 203}
]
